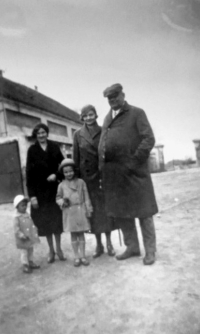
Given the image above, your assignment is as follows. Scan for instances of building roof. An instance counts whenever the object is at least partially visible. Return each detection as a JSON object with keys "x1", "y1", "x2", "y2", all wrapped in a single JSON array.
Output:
[{"x1": 0, "y1": 76, "x2": 82, "y2": 124}]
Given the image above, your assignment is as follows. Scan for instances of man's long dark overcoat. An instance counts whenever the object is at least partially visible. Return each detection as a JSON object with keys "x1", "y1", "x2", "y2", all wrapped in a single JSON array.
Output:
[
  {"x1": 26, "y1": 140, "x2": 63, "y2": 236},
  {"x1": 73, "y1": 123, "x2": 115, "y2": 233},
  {"x1": 98, "y1": 102, "x2": 158, "y2": 219}
]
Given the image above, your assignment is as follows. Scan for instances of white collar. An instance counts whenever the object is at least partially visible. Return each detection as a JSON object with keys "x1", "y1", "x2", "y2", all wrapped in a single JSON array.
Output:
[{"x1": 112, "y1": 109, "x2": 120, "y2": 118}]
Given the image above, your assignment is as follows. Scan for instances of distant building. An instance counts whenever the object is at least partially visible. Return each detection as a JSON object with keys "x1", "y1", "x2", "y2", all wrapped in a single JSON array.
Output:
[
  {"x1": 0, "y1": 72, "x2": 82, "y2": 203},
  {"x1": 149, "y1": 144, "x2": 165, "y2": 173},
  {"x1": 193, "y1": 139, "x2": 200, "y2": 166}
]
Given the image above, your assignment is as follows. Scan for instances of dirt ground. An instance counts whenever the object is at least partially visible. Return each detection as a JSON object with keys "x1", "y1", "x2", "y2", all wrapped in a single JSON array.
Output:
[{"x1": 0, "y1": 168, "x2": 200, "y2": 334}]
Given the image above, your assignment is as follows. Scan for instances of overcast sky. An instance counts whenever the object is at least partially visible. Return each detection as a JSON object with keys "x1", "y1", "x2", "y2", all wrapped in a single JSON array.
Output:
[{"x1": 1, "y1": 0, "x2": 200, "y2": 162}]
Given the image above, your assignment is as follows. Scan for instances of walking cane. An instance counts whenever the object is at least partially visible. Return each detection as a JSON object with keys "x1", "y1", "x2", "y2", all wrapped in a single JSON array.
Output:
[{"x1": 118, "y1": 229, "x2": 122, "y2": 246}]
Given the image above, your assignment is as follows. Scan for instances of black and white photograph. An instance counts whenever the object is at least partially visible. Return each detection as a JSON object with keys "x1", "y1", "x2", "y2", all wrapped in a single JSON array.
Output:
[{"x1": 0, "y1": 1, "x2": 200, "y2": 333}]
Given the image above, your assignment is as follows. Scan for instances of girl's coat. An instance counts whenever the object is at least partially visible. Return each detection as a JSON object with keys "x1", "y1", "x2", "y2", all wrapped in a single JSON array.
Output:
[{"x1": 56, "y1": 178, "x2": 93, "y2": 232}]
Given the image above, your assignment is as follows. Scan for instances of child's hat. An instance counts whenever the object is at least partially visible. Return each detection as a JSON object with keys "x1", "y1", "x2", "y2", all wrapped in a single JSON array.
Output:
[
  {"x1": 59, "y1": 158, "x2": 75, "y2": 172},
  {"x1": 13, "y1": 195, "x2": 28, "y2": 208}
]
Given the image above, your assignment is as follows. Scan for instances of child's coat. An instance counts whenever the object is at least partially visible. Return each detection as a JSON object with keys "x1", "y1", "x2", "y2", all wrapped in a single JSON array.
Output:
[
  {"x1": 56, "y1": 178, "x2": 93, "y2": 232},
  {"x1": 13, "y1": 212, "x2": 40, "y2": 249}
]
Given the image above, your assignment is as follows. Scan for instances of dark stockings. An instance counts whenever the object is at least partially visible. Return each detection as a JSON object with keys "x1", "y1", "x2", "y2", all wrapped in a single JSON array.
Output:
[
  {"x1": 95, "y1": 232, "x2": 112, "y2": 247},
  {"x1": 46, "y1": 233, "x2": 63, "y2": 254}
]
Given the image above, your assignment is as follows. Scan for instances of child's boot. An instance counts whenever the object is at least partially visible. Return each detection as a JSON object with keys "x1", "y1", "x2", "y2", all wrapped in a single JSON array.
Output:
[
  {"x1": 22, "y1": 264, "x2": 32, "y2": 274},
  {"x1": 79, "y1": 241, "x2": 90, "y2": 266},
  {"x1": 71, "y1": 241, "x2": 81, "y2": 267}
]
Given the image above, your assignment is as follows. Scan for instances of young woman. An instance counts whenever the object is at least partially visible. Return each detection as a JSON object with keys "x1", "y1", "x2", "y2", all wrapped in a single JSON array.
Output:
[{"x1": 73, "y1": 105, "x2": 116, "y2": 258}]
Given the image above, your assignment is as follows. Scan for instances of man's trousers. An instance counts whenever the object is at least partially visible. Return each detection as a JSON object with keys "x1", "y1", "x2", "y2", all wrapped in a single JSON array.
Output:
[{"x1": 119, "y1": 217, "x2": 156, "y2": 254}]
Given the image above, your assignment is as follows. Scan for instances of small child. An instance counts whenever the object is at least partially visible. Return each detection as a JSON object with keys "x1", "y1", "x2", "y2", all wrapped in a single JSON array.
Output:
[
  {"x1": 13, "y1": 195, "x2": 40, "y2": 274},
  {"x1": 56, "y1": 158, "x2": 93, "y2": 267}
]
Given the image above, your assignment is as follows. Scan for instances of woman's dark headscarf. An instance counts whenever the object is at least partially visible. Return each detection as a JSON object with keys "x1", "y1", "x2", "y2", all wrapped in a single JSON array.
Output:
[
  {"x1": 32, "y1": 123, "x2": 49, "y2": 139},
  {"x1": 80, "y1": 105, "x2": 98, "y2": 121}
]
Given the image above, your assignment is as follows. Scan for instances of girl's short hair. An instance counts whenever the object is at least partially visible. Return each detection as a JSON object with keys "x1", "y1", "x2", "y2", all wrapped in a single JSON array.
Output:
[
  {"x1": 32, "y1": 123, "x2": 49, "y2": 138},
  {"x1": 80, "y1": 104, "x2": 98, "y2": 121}
]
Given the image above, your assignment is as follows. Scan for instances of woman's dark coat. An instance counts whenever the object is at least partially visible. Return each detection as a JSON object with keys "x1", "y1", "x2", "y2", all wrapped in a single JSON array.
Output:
[
  {"x1": 73, "y1": 123, "x2": 115, "y2": 233},
  {"x1": 98, "y1": 102, "x2": 158, "y2": 219},
  {"x1": 26, "y1": 140, "x2": 63, "y2": 236}
]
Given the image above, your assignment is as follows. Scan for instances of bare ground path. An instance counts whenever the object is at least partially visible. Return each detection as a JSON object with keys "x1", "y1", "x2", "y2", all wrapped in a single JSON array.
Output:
[{"x1": 0, "y1": 168, "x2": 200, "y2": 334}]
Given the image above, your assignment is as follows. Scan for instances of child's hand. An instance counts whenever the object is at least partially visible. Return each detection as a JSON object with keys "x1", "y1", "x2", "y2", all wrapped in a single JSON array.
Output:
[
  {"x1": 86, "y1": 211, "x2": 92, "y2": 218},
  {"x1": 20, "y1": 234, "x2": 28, "y2": 240},
  {"x1": 63, "y1": 198, "x2": 70, "y2": 208}
]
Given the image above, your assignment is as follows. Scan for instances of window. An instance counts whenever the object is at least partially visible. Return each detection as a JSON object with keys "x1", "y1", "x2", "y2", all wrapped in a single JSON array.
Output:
[
  {"x1": 6, "y1": 109, "x2": 41, "y2": 129},
  {"x1": 48, "y1": 121, "x2": 68, "y2": 137}
]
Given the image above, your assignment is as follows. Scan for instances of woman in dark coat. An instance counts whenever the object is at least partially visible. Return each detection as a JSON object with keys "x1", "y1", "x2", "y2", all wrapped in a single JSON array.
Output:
[
  {"x1": 26, "y1": 123, "x2": 65, "y2": 263},
  {"x1": 73, "y1": 105, "x2": 115, "y2": 258}
]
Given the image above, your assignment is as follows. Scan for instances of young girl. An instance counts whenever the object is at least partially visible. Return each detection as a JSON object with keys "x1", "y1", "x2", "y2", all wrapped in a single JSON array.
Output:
[
  {"x1": 13, "y1": 195, "x2": 40, "y2": 274},
  {"x1": 56, "y1": 158, "x2": 93, "y2": 267}
]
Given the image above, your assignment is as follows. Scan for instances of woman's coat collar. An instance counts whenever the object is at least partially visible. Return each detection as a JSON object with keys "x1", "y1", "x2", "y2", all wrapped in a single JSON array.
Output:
[{"x1": 79, "y1": 123, "x2": 101, "y2": 145}]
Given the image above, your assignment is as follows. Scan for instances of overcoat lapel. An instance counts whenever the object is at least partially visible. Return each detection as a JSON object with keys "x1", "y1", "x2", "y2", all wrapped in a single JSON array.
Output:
[
  {"x1": 104, "y1": 102, "x2": 129, "y2": 129},
  {"x1": 115, "y1": 102, "x2": 129, "y2": 120},
  {"x1": 104, "y1": 109, "x2": 113, "y2": 129},
  {"x1": 79, "y1": 124, "x2": 101, "y2": 147},
  {"x1": 89, "y1": 123, "x2": 101, "y2": 139}
]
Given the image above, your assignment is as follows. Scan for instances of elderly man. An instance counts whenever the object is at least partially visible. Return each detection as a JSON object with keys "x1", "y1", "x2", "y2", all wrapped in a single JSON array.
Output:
[{"x1": 98, "y1": 84, "x2": 158, "y2": 265}]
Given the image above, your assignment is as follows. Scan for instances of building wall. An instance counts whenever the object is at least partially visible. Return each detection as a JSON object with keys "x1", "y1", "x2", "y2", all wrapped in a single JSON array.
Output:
[
  {"x1": 193, "y1": 140, "x2": 200, "y2": 166},
  {"x1": 197, "y1": 150, "x2": 200, "y2": 166},
  {"x1": 149, "y1": 150, "x2": 159, "y2": 172},
  {"x1": 0, "y1": 100, "x2": 7, "y2": 136},
  {"x1": 149, "y1": 145, "x2": 165, "y2": 173},
  {"x1": 157, "y1": 145, "x2": 165, "y2": 172}
]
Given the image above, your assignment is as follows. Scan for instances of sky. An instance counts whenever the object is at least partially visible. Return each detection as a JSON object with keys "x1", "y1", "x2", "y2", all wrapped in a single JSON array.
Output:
[{"x1": 1, "y1": 0, "x2": 200, "y2": 162}]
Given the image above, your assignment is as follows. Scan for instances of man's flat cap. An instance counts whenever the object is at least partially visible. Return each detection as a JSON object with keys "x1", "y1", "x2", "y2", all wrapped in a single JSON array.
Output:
[{"x1": 103, "y1": 83, "x2": 123, "y2": 98}]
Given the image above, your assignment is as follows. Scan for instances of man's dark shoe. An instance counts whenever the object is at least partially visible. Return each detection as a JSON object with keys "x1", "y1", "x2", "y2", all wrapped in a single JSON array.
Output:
[
  {"x1": 116, "y1": 248, "x2": 141, "y2": 260},
  {"x1": 93, "y1": 245, "x2": 104, "y2": 258},
  {"x1": 143, "y1": 253, "x2": 155, "y2": 265}
]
